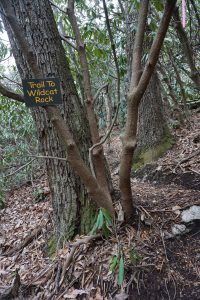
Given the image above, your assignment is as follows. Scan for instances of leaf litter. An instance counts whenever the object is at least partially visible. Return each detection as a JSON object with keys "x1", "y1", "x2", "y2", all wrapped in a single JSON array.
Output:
[{"x1": 0, "y1": 110, "x2": 200, "y2": 299}]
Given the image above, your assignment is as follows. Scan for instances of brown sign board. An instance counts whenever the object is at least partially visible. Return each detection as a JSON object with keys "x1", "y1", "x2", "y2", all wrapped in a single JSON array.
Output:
[{"x1": 22, "y1": 78, "x2": 62, "y2": 107}]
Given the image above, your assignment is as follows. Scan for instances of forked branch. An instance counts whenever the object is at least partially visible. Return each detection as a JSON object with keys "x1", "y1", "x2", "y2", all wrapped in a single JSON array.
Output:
[
  {"x1": 119, "y1": 0, "x2": 177, "y2": 219},
  {"x1": 67, "y1": 0, "x2": 112, "y2": 197}
]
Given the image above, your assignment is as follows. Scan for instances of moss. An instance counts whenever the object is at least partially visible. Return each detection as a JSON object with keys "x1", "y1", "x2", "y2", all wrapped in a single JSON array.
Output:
[
  {"x1": 133, "y1": 134, "x2": 174, "y2": 171},
  {"x1": 48, "y1": 235, "x2": 57, "y2": 257}
]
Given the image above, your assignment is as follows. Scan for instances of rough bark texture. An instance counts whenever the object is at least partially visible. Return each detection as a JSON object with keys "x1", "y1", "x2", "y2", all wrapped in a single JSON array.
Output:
[
  {"x1": 135, "y1": 72, "x2": 172, "y2": 168},
  {"x1": 1, "y1": 0, "x2": 97, "y2": 244}
]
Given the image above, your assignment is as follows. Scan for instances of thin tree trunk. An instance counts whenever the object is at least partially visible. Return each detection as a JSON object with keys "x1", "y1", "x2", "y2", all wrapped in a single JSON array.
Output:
[
  {"x1": 173, "y1": 7, "x2": 200, "y2": 90},
  {"x1": 119, "y1": 0, "x2": 176, "y2": 219}
]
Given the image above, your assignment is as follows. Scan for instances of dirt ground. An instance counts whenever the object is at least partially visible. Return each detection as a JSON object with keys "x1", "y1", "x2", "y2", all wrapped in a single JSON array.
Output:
[{"x1": 0, "y1": 110, "x2": 200, "y2": 299}]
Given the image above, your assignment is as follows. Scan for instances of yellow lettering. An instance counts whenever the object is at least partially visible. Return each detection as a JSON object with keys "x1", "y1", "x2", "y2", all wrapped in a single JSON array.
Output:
[
  {"x1": 28, "y1": 81, "x2": 45, "y2": 89},
  {"x1": 35, "y1": 96, "x2": 53, "y2": 103},
  {"x1": 46, "y1": 80, "x2": 55, "y2": 87},
  {"x1": 27, "y1": 89, "x2": 36, "y2": 96},
  {"x1": 49, "y1": 89, "x2": 58, "y2": 95}
]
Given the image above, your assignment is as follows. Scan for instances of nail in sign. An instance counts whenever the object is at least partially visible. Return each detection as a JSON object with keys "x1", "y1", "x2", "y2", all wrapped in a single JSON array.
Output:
[{"x1": 22, "y1": 78, "x2": 62, "y2": 107}]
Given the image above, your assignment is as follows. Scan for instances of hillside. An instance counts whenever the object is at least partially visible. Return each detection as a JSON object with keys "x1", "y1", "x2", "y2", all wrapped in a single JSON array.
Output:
[{"x1": 0, "y1": 110, "x2": 200, "y2": 300}]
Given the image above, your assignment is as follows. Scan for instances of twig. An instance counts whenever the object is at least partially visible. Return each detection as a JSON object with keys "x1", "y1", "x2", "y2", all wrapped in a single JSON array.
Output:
[
  {"x1": 60, "y1": 34, "x2": 77, "y2": 50},
  {"x1": 160, "y1": 229, "x2": 169, "y2": 262},
  {"x1": 0, "y1": 81, "x2": 24, "y2": 103},
  {"x1": 174, "y1": 149, "x2": 200, "y2": 171},
  {"x1": 49, "y1": 0, "x2": 67, "y2": 15},
  {"x1": 171, "y1": 275, "x2": 177, "y2": 300},
  {"x1": 88, "y1": 0, "x2": 121, "y2": 177},
  {"x1": 59, "y1": 234, "x2": 101, "y2": 287},
  {"x1": 0, "y1": 75, "x2": 22, "y2": 87},
  {"x1": 29, "y1": 155, "x2": 67, "y2": 161},
  {"x1": 118, "y1": 0, "x2": 125, "y2": 16},
  {"x1": 93, "y1": 82, "x2": 109, "y2": 104},
  {"x1": 31, "y1": 263, "x2": 55, "y2": 285},
  {"x1": 165, "y1": 278, "x2": 171, "y2": 300},
  {"x1": 2, "y1": 226, "x2": 43, "y2": 257},
  {"x1": 4, "y1": 158, "x2": 36, "y2": 178},
  {"x1": 89, "y1": 102, "x2": 120, "y2": 177},
  {"x1": 188, "y1": 168, "x2": 200, "y2": 175}
]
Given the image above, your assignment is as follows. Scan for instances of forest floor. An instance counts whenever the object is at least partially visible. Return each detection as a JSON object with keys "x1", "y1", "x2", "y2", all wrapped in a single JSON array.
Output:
[{"x1": 0, "y1": 109, "x2": 200, "y2": 300}]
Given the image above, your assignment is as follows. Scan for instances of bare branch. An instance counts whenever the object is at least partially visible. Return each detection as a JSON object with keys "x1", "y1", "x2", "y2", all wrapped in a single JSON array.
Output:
[
  {"x1": 0, "y1": 75, "x2": 22, "y2": 87},
  {"x1": 118, "y1": 0, "x2": 125, "y2": 16},
  {"x1": 67, "y1": 0, "x2": 112, "y2": 197},
  {"x1": 4, "y1": 159, "x2": 36, "y2": 178},
  {"x1": 59, "y1": 234, "x2": 101, "y2": 287},
  {"x1": 131, "y1": 0, "x2": 177, "y2": 102},
  {"x1": 60, "y1": 33, "x2": 77, "y2": 50},
  {"x1": 130, "y1": 0, "x2": 149, "y2": 88},
  {"x1": 93, "y1": 82, "x2": 108, "y2": 104},
  {"x1": 89, "y1": 102, "x2": 120, "y2": 177},
  {"x1": 173, "y1": 6, "x2": 200, "y2": 90},
  {"x1": 29, "y1": 155, "x2": 67, "y2": 161},
  {"x1": 0, "y1": 81, "x2": 24, "y2": 103},
  {"x1": 49, "y1": 0, "x2": 67, "y2": 15}
]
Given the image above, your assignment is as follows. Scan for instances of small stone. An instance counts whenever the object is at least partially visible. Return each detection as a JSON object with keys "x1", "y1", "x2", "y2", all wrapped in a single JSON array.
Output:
[{"x1": 171, "y1": 224, "x2": 186, "y2": 235}]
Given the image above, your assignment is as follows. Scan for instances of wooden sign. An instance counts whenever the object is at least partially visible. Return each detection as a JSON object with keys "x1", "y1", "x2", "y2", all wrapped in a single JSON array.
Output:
[{"x1": 22, "y1": 78, "x2": 62, "y2": 107}]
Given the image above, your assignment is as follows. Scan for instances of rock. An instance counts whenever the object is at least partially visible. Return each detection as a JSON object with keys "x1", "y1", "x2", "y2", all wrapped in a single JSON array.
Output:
[
  {"x1": 171, "y1": 224, "x2": 187, "y2": 236},
  {"x1": 181, "y1": 205, "x2": 200, "y2": 222}
]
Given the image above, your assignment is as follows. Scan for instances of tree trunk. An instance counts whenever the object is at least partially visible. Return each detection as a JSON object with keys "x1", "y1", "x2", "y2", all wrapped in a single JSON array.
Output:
[
  {"x1": 126, "y1": 7, "x2": 172, "y2": 170},
  {"x1": 134, "y1": 72, "x2": 172, "y2": 168},
  {"x1": 1, "y1": 0, "x2": 97, "y2": 244},
  {"x1": 173, "y1": 7, "x2": 200, "y2": 90}
]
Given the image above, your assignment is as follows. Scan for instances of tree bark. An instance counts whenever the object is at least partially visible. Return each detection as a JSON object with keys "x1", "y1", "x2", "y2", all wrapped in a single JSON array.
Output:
[
  {"x1": 0, "y1": 0, "x2": 110, "y2": 244},
  {"x1": 173, "y1": 7, "x2": 200, "y2": 90},
  {"x1": 120, "y1": 0, "x2": 176, "y2": 219},
  {"x1": 126, "y1": 10, "x2": 171, "y2": 167},
  {"x1": 135, "y1": 72, "x2": 172, "y2": 167}
]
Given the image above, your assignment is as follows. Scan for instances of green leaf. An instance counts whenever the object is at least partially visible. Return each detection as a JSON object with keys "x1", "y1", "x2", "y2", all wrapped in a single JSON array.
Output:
[
  {"x1": 90, "y1": 209, "x2": 104, "y2": 235},
  {"x1": 90, "y1": 212, "x2": 101, "y2": 234},
  {"x1": 102, "y1": 223, "x2": 112, "y2": 238},
  {"x1": 152, "y1": 0, "x2": 164, "y2": 12},
  {"x1": 98, "y1": 210, "x2": 104, "y2": 229},
  {"x1": 102, "y1": 208, "x2": 112, "y2": 225},
  {"x1": 118, "y1": 256, "x2": 124, "y2": 285},
  {"x1": 109, "y1": 255, "x2": 118, "y2": 272}
]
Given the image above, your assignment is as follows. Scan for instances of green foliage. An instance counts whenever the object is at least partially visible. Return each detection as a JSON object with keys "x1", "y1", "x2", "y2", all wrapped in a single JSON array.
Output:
[
  {"x1": 118, "y1": 255, "x2": 125, "y2": 285},
  {"x1": 109, "y1": 254, "x2": 125, "y2": 286},
  {"x1": 109, "y1": 255, "x2": 118, "y2": 272},
  {"x1": 34, "y1": 188, "x2": 46, "y2": 203},
  {"x1": 0, "y1": 96, "x2": 38, "y2": 201},
  {"x1": 90, "y1": 208, "x2": 112, "y2": 237},
  {"x1": 129, "y1": 248, "x2": 142, "y2": 264}
]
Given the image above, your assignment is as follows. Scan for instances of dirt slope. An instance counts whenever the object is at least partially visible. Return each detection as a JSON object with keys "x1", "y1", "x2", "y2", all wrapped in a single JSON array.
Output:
[{"x1": 0, "y1": 110, "x2": 200, "y2": 299}]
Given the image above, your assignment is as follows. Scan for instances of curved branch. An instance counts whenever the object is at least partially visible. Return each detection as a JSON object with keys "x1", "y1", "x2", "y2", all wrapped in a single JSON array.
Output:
[{"x1": 0, "y1": 81, "x2": 24, "y2": 103}]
